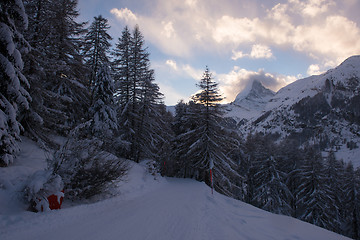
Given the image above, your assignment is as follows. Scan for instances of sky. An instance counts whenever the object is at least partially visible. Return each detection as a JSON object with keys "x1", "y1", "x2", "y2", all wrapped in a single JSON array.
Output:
[{"x1": 77, "y1": 0, "x2": 360, "y2": 105}]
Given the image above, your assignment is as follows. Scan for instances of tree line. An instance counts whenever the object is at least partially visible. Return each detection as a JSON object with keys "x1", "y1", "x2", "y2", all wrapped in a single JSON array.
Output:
[{"x1": 1, "y1": 0, "x2": 359, "y2": 239}]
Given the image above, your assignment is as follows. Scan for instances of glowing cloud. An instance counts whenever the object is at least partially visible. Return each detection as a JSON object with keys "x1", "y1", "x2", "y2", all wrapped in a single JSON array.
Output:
[
  {"x1": 110, "y1": 8, "x2": 137, "y2": 22},
  {"x1": 217, "y1": 67, "x2": 297, "y2": 103}
]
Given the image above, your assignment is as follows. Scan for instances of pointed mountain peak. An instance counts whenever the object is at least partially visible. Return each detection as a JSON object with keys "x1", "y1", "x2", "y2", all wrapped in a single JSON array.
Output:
[{"x1": 234, "y1": 80, "x2": 274, "y2": 103}]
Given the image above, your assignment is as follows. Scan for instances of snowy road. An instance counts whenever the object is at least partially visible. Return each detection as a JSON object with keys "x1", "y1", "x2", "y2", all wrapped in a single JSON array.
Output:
[{"x1": 0, "y1": 162, "x2": 350, "y2": 240}]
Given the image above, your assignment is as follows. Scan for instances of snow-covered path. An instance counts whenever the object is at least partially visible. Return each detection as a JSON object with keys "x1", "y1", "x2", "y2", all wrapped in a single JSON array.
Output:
[{"x1": 1, "y1": 167, "x2": 350, "y2": 240}]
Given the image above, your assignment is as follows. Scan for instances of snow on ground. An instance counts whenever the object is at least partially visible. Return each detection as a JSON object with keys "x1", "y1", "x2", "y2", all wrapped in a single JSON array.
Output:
[{"x1": 0, "y1": 138, "x2": 351, "y2": 240}]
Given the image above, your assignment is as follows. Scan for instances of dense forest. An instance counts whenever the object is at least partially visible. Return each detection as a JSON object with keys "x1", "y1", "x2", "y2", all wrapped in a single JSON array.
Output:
[{"x1": 1, "y1": 0, "x2": 359, "y2": 239}]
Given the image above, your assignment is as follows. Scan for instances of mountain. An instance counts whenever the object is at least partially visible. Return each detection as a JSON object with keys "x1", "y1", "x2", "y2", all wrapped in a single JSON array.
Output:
[
  {"x1": 227, "y1": 55, "x2": 360, "y2": 167},
  {"x1": 0, "y1": 139, "x2": 350, "y2": 240},
  {"x1": 224, "y1": 80, "x2": 275, "y2": 122}
]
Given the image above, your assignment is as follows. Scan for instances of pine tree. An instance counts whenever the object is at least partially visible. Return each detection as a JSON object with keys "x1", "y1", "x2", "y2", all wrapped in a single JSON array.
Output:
[
  {"x1": 324, "y1": 151, "x2": 344, "y2": 233},
  {"x1": 134, "y1": 69, "x2": 168, "y2": 161},
  {"x1": 112, "y1": 25, "x2": 169, "y2": 162},
  {"x1": 252, "y1": 156, "x2": 292, "y2": 215},
  {"x1": 22, "y1": 0, "x2": 55, "y2": 145},
  {"x1": 0, "y1": 0, "x2": 31, "y2": 166},
  {"x1": 36, "y1": 0, "x2": 88, "y2": 135},
  {"x1": 83, "y1": 15, "x2": 112, "y2": 88},
  {"x1": 89, "y1": 65, "x2": 118, "y2": 140},
  {"x1": 112, "y1": 26, "x2": 131, "y2": 106},
  {"x1": 278, "y1": 139, "x2": 302, "y2": 217},
  {"x1": 23, "y1": 0, "x2": 89, "y2": 137},
  {"x1": 296, "y1": 147, "x2": 336, "y2": 229},
  {"x1": 343, "y1": 162, "x2": 360, "y2": 239},
  {"x1": 174, "y1": 67, "x2": 241, "y2": 197}
]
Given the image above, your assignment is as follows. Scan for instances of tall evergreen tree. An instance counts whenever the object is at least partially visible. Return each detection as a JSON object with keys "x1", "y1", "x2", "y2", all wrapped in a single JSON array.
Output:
[
  {"x1": 112, "y1": 25, "x2": 169, "y2": 162},
  {"x1": 296, "y1": 147, "x2": 336, "y2": 230},
  {"x1": 23, "y1": 0, "x2": 89, "y2": 137},
  {"x1": 112, "y1": 26, "x2": 131, "y2": 106},
  {"x1": 89, "y1": 65, "x2": 117, "y2": 140},
  {"x1": 0, "y1": 0, "x2": 31, "y2": 166},
  {"x1": 343, "y1": 162, "x2": 360, "y2": 239},
  {"x1": 83, "y1": 15, "x2": 112, "y2": 88},
  {"x1": 252, "y1": 156, "x2": 292, "y2": 215},
  {"x1": 22, "y1": 0, "x2": 55, "y2": 145},
  {"x1": 173, "y1": 67, "x2": 241, "y2": 197},
  {"x1": 324, "y1": 151, "x2": 344, "y2": 233}
]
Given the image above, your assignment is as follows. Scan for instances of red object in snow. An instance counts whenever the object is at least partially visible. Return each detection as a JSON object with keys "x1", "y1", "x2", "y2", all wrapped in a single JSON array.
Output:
[{"x1": 47, "y1": 190, "x2": 64, "y2": 210}]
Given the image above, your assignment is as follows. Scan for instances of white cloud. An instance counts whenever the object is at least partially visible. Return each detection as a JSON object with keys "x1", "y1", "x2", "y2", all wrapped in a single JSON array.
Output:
[
  {"x1": 161, "y1": 21, "x2": 175, "y2": 38},
  {"x1": 231, "y1": 45, "x2": 273, "y2": 60},
  {"x1": 110, "y1": 8, "x2": 137, "y2": 22},
  {"x1": 166, "y1": 59, "x2": 178, "y2": 70},
  {"x1": 110, "y1": 0, "x2": 360, "y2": 76},
  {"x1": 217, "y1": 67, "x2": 297, "y2": 103},
  {"x1": 182, "y1": 64, "x2": 204, "y2": 80},
  {"x1": 164, "y1": 60, "x2": 203, "y2": 81},
  {"x1": 307, "y1": 64, "x2": 322, "y2": 75},
  {"x1": 289, "y1": 0, "x2": 335, "y2": 17},
  {"x1": 250, "y1": 44, "x2": 273, "y2": 59},
  {"x1": 213, "y1": 16, "x2": 262, "y2": 44},
  {"x1": 231, "y1": 50, "x2": 246, "y2": 60}
]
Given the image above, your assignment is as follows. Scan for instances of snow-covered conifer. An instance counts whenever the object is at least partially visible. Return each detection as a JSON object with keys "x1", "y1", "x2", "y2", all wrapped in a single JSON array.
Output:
[
  {"x1": 342, "y1": 162, "x2": 360, "y2": 239},
  {"x1": 89, "y1": 65, "x2": 118, "y2": 139},
  {"x1": 23, "y1": 0, "x2": 89, "y2": 137},
  {"x1": 296, "y1": 147, "x2": 336, "y2": 230},
  {"x1": 173, "y1": 67, "x2": 241, "y2": 197},
  {"x1": 83, "y1": 15, "x2": 112, "y2": 88},
  {"x1": 112, "y1": 25, "x2": 170, "y2": 162},
  {"x1": 0, "y1": 0, "x2": 31, "y2": 166},
  {"x1": 252, "y1": 156, "x2": 292, "y2": 215}
]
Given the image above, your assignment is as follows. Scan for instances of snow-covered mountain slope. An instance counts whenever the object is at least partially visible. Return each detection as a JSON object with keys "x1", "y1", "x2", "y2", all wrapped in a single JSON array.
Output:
[
  {"x1": 225, "y1": 80, "x2": 275, "y2": 121},
  {"x1": 225, "y1": 55, "x2": 360, "y2": 167},
  {"x1": 266, "y1": 55, "x2": 360, "y2": 111},
  {"x1": 0, "y1": 138, "x2": 350, "y2": 240}
]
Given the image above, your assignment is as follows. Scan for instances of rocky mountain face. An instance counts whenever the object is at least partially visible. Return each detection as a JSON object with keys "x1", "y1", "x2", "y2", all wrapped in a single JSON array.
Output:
[
  {"x1": 226, "y1": 55, "x2": 360, "y2": 166},
  {"x1": 224, "y1": 80, "x2": 275, "y2": 122}
]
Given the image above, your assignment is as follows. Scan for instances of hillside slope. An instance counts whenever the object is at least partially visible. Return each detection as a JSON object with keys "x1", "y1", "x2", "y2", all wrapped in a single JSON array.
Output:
[
  {"x1": 225, "y1": 55, "x2": 360, "y2": 167},
  {"x1": 0, "y1": 139, "x2": 350, "y2": 240}
]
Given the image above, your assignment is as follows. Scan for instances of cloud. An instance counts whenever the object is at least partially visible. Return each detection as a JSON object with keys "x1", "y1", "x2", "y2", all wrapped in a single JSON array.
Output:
[
  {"x1": 110, "y1": 0, "x2": 360, "y2": 91},
  {"x1": 161, "y1": 21, "x2": 175, "y2": 38},
  {"x1": 164, "y1": 59, "x2": 204, "y2": 81},
  {"x1": 166, "y1": 59, "x2": 178, "y2": 70},
  {"x1": 307, "y1": 64, "x2": 324, "y2": 75},
  {"x1": 217, "y1": 67, "x2": 298, "y2": 103},
  {"x1": 289, "y1": 0, "x2": 335, "y2": 17},
  {"x1": 210, "y1": 0, "x2": 360, "y2": 65},
  {"x1": 293, "y1": 15, "x2": 360, "y2": 63},
  {"x1": 182, "y1": 64, "x2": 204, "y2": 80},
  {"x1": 110, "y1": 8, "x2": 137, "y2": 22},
  {"x1": 250, "y1": 44, "x2": 273, "y2": 59},
  {"x1": 231, "y1": 45, "x2": 273, "y2": 60},
  {"x1": 231, "y1": 50, "x2": 246, "y2": 60},
  {"x1": 158, "y1": 83, "x2": 188, "y2": 105}
]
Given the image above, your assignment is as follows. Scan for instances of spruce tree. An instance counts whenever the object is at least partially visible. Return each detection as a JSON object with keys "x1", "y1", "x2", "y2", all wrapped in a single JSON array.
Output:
[
  {"x1": 23, "y1": 0, "x2": 89, "y2": 137},
  {"x1": 0, "y1": 0, "x2": 31, "y2": 166},
  {"x1": 22, "y1": 0, "x2": 55, "y2": 145},
  {"x1": 83, "y1": 15, "x2": 112, "y2": 88},
  {"x1": 343, "y1": 162, "x2": 360, "y2": 239},
  {"x1": 296, "y1": 147, "x2": 335, "y2": 229},
  {"x1": 252, "y1": 156, "x2": 292, "y2": 215},
  {"x1": 89, "y1": 65, "x2": 118, "y2": 140},
  {"x1": 112, "y1": 26, "x2": 131, "y2": 106},
  {"x1": 112, "y1": 25, "x2": 169, "y2": 162},
  {"x1": 174, "y1": 67, "x2": 241, "y2": 197},
  {"x1": 324, "y1": 151, "x2": 344, "y2": 233}
]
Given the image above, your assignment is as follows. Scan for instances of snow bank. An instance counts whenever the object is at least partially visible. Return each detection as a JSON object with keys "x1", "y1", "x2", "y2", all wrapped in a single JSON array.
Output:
[{"x1": 0, "y1": 141, "x2": 350, "y2": 240}]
